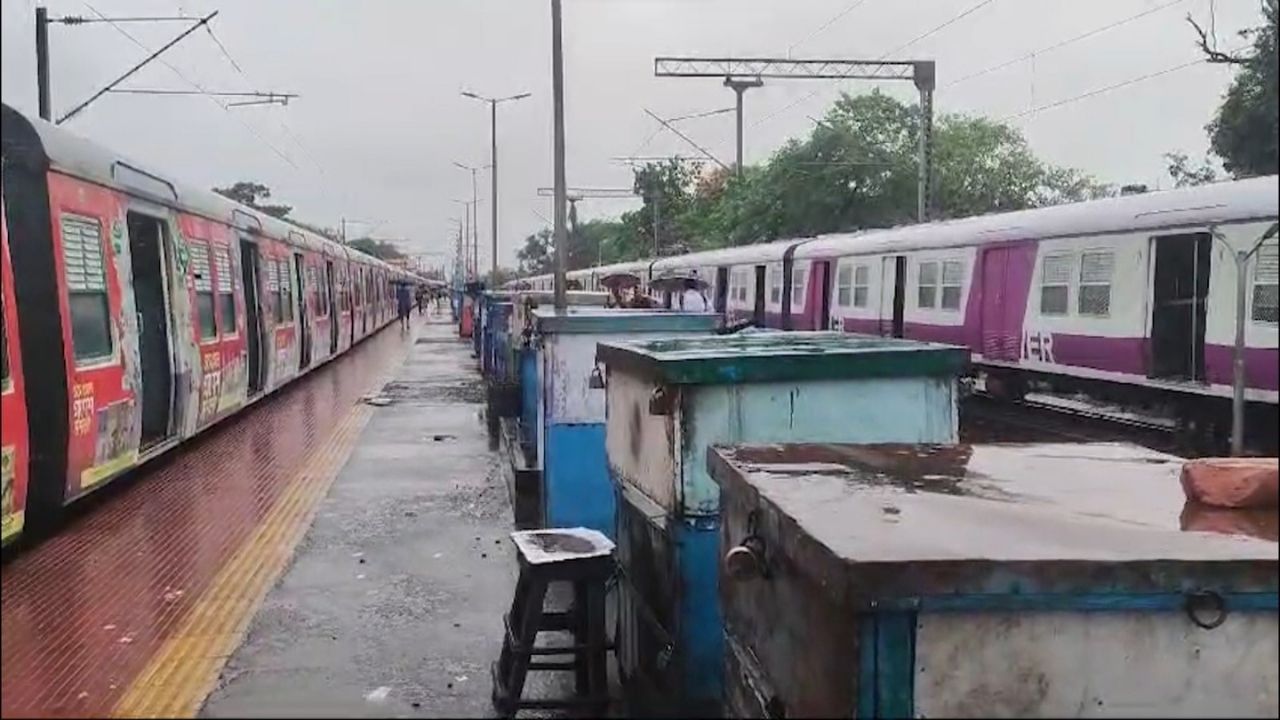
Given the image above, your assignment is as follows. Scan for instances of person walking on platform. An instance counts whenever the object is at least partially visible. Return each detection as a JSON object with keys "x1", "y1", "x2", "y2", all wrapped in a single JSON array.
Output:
[
  {"x1": 396, "y1": 281, "x2": 413, "y2": 331},
  {"x1": 415, "y1": 285, "x2": 427, "y2": 316}
]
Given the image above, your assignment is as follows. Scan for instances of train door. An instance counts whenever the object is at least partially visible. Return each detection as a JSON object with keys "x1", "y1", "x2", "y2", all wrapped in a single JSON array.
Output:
[
  {"x1": 127, "y1": 211, "x2": 174, "y2": 448},
  {"x1": 239, "y1": 239, "x2": 265, "y2": 397},
  {"x1": 1150, "y1": 232, "x2": 1211, "y2": 381},
  {"x1": 979, "y1": 243, "x2": 1036, "y2": 360},
  {"x1": 294, "y1": 253, "x2": 311, "y2": 370},
  {"x1": 752, "y1": 265, "x2": 766, "y2": 326},
  {"x1": 714, "y1": 267, "x2": 729, "y2": 314},
  {"x1": 812, "y1": 260, "x2": 833, "y2": 330},
  {"x1": 325, "y1": 260, "x2": 339, "y2": 355},
  {"x1": 880, "y1": 255, "x2": 907, "y2": 337}
]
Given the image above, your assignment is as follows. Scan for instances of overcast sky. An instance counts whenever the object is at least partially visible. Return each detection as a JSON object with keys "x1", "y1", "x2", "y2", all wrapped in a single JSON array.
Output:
[{"x1": 0, "y1": 0, "x2": 1261, "y2": 270}]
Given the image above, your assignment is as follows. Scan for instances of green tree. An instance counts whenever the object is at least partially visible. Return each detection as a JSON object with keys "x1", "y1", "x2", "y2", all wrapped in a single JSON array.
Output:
[
  {"x1": 1165, "y1": 151, "x2": 1220, "y2": 187},
  {"x1": 517, "y1": 228, "x2": 553, "y2": 274},
  {"x1": 212, "y1": 180, "x2": 293, "y2": 218},
  {"x1": 346, "y1": 238, "x2": 405, "y2": 260},
  {"x1": 1189, "y1": 0, "x2": 1278, "y2": 176}
]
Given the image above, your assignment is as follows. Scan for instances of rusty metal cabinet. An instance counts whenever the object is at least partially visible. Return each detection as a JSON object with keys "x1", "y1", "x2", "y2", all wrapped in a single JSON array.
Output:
[
  {"x1": 596, "y1": 332, "x2": 968, "y2": 713},
  {"x1": 709, "y1": 442, "x2": 1279, "y2": 718}
]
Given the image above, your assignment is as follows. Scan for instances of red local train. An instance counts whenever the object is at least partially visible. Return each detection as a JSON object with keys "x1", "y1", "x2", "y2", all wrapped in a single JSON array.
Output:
[{"x1": 1, "y1": 103, "x2": 418, "y2": 548}]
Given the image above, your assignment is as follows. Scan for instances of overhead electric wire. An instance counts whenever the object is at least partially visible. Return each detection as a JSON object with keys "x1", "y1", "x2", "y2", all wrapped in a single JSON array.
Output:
[
  {"x1": 941, "y1": 0, "x2": 1186, "y2": 90},
  {"x1": 751, "y1": 0, "x2": 998, "y2": 130},
  {"x1": 786, "y1": 0, "x2": 874, "y2": 57},
  {"x1": 82, "y1": 2, "x2": 300, "y2": 170},
  {"x1": 1002, "y1": 56, "x2": 1207, "y2": 121}
]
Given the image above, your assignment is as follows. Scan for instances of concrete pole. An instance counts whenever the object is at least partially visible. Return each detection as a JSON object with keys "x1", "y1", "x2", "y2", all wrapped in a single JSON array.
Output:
[
  {"x1": 36, "y1": 6, "x2": 51, "y2": 121},
  {"x1": 551, "y1": 0, "x2": 568, "y2": 310},
  {"x1": 914, "y1": 61, "x2": 936, "y2": 223},
  {"x1": 724, "y1": 77, "x2": 762, "y2": 179},
  {"x1": 1232, "y1": 249, "x2": 1248, "y2": 456},
  {"x1": 490, "y1": 101, "x2": 499, "y2": 288}
]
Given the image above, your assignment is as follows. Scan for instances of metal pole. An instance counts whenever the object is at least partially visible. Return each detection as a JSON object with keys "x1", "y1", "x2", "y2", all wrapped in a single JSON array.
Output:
[
  {"x1": 652, "y1": 188, "x2": 661, "y2": 256},
  {"x1": 724, "y1": 77, "x2": 762, "y2": 179},
  {"x1": 56, "y1": 11, "x2": 217, "y2": 124},
  {"x1": 914, "y1": 61, "x2": 936, "y2": 223},
  {"x1": 490, "y1": 101, "x2": 499, "y2": 288},
  {"x1": 551, "y1": 0, "x2": 568, "y2": 310},
  {"x1": 1232, "y1": 249, "x2": 1248, "y2": 456},
  {"x1": 734, "y1": 88, "x2": 744, "y2": 177},
  {"x1": 36, "y1": 6, "x2": 51, "y2": 121}
]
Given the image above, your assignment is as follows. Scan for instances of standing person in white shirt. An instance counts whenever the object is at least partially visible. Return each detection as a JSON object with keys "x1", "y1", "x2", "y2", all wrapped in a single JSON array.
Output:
[{"x1": 679, "y1": 271, "x2": 710, "y2": 312}]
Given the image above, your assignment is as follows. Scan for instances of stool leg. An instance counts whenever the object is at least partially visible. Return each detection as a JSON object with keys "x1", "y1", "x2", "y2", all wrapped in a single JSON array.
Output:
[
  {"x1": 503, "y1": 578, "x2": 548, "y2": 716},
  {"x1": 496, "y1": 572, "x2": 531, "y2": 682},
  {"x1": 585, "y1": 582, "x2": 609, "y2": 712},
  {"x1": 572, "y1": 581, "x2": 589, "y2": 696}
]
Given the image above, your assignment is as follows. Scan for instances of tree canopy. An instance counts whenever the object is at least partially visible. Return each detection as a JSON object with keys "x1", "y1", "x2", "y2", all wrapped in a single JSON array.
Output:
[
  {"x1": 1190, "y1": 0, "x2": 1278, "y2": 177},
  {"x1": 517, "y1": 90, "x2": 1111, "y2": 272},
  {"x1": 347, "y1": 237, "x2": 406, "y2": 260},
  {"x1": 212, "y1": 180, "x2": 293, "y2": 219}
]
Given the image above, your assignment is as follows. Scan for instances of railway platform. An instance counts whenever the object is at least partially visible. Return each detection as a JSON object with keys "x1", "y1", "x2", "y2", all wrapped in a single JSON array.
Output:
[{"x1": 1, "y1": 310, "x2": 543, "y2": 718}]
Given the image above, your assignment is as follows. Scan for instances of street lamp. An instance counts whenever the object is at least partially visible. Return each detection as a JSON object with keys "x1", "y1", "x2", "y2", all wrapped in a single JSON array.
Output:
[
  {"x1": 452, "y1": 160, "x2": 490, "y2": 283},
  {"x1": 460, "y1": 89, "x2": 530, "y2": 288},
  {"x1": 449, "y1": 199, "x2": 477, "y2": 278}
]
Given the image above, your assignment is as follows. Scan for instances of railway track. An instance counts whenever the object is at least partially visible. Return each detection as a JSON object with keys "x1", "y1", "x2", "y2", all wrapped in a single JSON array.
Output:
[{"x1": 960, "y1": 392, "x2": 1190, "y2": 457}]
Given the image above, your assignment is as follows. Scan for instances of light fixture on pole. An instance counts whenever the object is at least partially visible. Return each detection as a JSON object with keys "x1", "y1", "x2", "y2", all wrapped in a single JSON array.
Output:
[
  {"x1": 452, "y1": 160, "x2": 490, "y2": 283},
  {"x1": 460, "y1": 89, "x2": 530, "y2": 288}
]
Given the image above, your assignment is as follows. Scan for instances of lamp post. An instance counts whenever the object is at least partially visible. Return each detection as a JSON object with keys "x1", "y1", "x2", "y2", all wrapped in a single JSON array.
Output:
[{"x1": 460, "y1": 90, "x2": 530, "y2": 289}]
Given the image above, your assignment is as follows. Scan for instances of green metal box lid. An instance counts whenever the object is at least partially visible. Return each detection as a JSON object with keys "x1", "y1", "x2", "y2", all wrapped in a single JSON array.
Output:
[
  {"x1": 531, "y1": 307, "x2": 722, "y2": 335},
  {"x1": 596, "y1": 331, "x2": 969, "y2": 384}
]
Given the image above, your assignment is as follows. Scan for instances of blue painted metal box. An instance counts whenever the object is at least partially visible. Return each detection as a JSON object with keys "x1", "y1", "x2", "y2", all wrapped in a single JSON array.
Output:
[
  {"x1": 531, "y1": 307, "x2": 721, "y2": 538},
  {"x1": 595, "y1": 332, "x2": 968, "y2": 714},
  {"x1": 709, "y1": 442, "x2": 1279, "y2": 718},
  {"x1": 498, "y1": 291, "x2": 610, "y2": 529}
]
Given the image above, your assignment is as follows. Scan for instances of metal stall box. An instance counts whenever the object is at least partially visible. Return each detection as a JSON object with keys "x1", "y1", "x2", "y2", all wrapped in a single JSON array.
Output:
[
  {"x1": 482, "y1": 294, "x2": 516, "y2": 442},
  {"x1": 499, "y1": 291, "x2": 610, "y2": 529},
  {"x1": 709, "y1": 442, "x2": 1279, "y2": 719},
  {"x1": 532, "y1": 308, "x2": 721, "y2": 537},
  {"x1": 595, "y1": 332, "x2": 968, "y2": 715}
]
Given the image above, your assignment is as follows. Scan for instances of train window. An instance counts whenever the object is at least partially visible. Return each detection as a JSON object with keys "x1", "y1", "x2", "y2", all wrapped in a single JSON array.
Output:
[
  {"x1": 791, "y1": 267, "x2": 807, "y2": 307},
  {"x1": 1253, "y1": 241, "x2": 1279, "y2": 324},
  {"x1": 917, "y1": 261, "x2": 939, "y2": 309},
  {"x1": 279, "y1": 261, "x2": 295, "y2": 323},
  {"x1": 941, "y1": 260, "x2": 965, "y2": 311},
  {"x1": 1078, "y1": 251, "x2": 1114, "y2": 317},
  {"x1": 836, "y1": 266, "x2": 853, "y2": 307},
  {"x1": 60, "y1": 214, "x2": 114, "y2": 362},
  {"x1": 854, "y1": 264, "x2": 870, "y2": 308},
  {"x1": 1040, "y1": 253, "x2": 1073, "y2": 316},
  {"x1": 215, "y1": 249, "x2": 237, "y2": 335},
  {"x1": 190, "y1": 243, "x2": 217, "y2": 340},
  {"x1": 769, "y1": 265, "x2": 783, "y2": 304}
]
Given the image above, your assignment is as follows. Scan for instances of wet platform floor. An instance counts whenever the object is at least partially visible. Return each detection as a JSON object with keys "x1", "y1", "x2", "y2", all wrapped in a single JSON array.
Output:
[
  {"x1": 0, "y1": 312, "x2": 461, "y2": 718},
  {"x1": 200, "y1": 317, "x2": 553, "y2": 717}
]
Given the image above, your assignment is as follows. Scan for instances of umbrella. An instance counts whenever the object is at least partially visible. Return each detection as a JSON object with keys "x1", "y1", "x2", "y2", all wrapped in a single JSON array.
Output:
[
  {"x1": 649, "y1": 273, "x2": 708, "y2": 293},
  {"x1": 600, "y1": 272, "x2": 641, "y2": 291}
]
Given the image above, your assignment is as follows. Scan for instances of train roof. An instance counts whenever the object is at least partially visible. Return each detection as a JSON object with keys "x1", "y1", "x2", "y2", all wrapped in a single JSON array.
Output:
[
  {"x1": 793, "y1": 175, "x2": 1279, "y2": 260},
  {"x1": 1, "y1": 103, "x2": 415, "y2": 279}
]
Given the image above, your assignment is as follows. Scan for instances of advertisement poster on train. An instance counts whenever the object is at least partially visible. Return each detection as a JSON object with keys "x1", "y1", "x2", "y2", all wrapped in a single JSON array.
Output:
[
  {"x1": 81, "y1": 398, "x2": 138, "y2": 490},
  {"x1": 1, "y1": 446, "x2": 18, "y2": 543}
]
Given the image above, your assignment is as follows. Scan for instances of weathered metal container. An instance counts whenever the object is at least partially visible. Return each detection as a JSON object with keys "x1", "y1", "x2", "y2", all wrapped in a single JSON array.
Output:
[
  {"x1": 498, "y1": 292, "x2": 611, "y2": 529},
  {"x1": 709, "y1": 441, "x2": 1280, "y2": 718},
  {"x1": 532, "y1": 307, "x2": 721, "y2": 537},
  {"x1": 595, "y1": 332, "x2": 968, "y2": 714}
]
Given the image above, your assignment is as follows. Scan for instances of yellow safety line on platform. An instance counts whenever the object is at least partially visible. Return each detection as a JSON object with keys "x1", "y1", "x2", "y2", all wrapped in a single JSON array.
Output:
[{"x1": 112, "y1": 335, "x2": 414, "y2": 719}]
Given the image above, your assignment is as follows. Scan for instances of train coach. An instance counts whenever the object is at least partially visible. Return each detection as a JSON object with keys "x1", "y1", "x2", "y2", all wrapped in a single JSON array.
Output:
[
  {"x1": 514, "y1": 177, "x2": 1279, "y2": 447},
  {"x1": 1, "y1": 103, "x2": 417, "y2": 547}
]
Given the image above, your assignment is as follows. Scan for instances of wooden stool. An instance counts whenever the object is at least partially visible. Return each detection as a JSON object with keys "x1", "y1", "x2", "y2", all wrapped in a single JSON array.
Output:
[{"x1": 492, "y1": 528, "x2": 614, "y2": 717}]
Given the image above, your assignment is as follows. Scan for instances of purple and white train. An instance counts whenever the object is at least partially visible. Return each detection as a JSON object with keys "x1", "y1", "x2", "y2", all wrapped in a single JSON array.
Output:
[{"x1": 516, "y1": 176, "x2": 1279, "y2": 444}]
